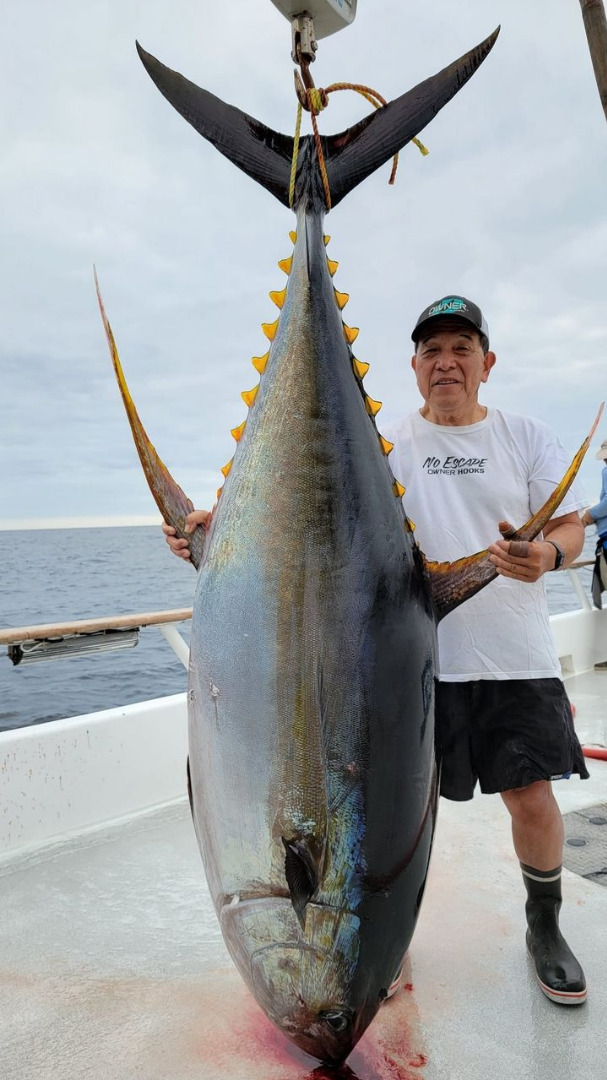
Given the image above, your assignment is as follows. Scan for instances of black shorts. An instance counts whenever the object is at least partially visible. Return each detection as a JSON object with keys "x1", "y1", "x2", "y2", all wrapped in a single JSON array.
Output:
[{"x1": 435, "y1": 678, "x2": 590, "y2": 802}]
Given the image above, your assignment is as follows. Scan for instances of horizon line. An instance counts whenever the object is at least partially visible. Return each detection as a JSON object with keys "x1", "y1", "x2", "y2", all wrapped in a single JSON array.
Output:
[{"x1": 0, "y1": 515, "x2": 163, "y2": 532}]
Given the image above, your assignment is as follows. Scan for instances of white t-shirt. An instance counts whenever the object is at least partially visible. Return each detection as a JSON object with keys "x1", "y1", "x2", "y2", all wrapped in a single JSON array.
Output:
[{"x1": 384, "y1": 409, "x2": 586, "y2": 682}]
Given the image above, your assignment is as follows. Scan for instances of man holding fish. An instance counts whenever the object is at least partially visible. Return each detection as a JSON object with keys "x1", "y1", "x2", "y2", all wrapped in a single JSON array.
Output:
[{"x1": 164, "y1": 295, "x2": 588, "y2": 1007}]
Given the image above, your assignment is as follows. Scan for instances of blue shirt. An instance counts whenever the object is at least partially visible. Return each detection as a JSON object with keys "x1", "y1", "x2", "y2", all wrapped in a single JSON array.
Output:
[{"x1": 590, "y1": 465, "x2": 607, "y2": 537}]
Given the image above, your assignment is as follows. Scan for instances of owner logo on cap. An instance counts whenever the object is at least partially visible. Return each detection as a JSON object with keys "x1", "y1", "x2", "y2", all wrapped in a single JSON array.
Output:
[{"x1": 429, "y1": 297, "x2": 468, "y2": 317}]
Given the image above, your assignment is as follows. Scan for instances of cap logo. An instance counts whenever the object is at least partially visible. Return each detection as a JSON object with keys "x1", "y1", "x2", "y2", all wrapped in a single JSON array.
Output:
[{"x1": 428, "y1": 297, "x2": 468, "y2": 317}]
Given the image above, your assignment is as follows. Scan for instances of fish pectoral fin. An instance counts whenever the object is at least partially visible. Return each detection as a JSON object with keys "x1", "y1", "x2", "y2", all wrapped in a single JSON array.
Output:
[
  {"x1": 426, "y1": 404, "x2": 604, "y2": 622},
  {"x1": 136, "y1": 43, "x2": 293, "y2": 208},
  {"x1": 282, "y1": 838, "x2": 319, "y2": 929},
  {"x1": 186, "y1": 756, "x2": 193, "y2": 817},
  {"x1": 424, "y1": 550, "x2": 497, "y2": 623},
  {"x1": 324, "y1": 28, "x2": 500, "y2": 208},
  {"x1": 95, "y1": 271, "x2": 206, "y2": 570}
]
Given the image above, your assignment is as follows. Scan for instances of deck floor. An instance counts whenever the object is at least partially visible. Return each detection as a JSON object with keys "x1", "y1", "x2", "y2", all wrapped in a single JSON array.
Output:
[{"x1": 2, "y1": 676, "x2": 606, "y2": 1080}]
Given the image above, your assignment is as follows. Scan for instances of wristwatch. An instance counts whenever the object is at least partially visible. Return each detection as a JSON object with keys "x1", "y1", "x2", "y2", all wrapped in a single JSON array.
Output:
[{"x1": 546, "y1": 540, "x2": 565, "y2": 570}]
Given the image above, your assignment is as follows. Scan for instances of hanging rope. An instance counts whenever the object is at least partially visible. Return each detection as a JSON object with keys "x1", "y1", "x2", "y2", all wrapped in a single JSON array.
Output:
[
  {"x1": 308, "y1": 91, "x2": 332, "y2": 211},
  {"x1": 288, "y1": 77, "x2": 429, "y2": 211},
  {"x1": 289, "y1": 101, "x2": 304, "y2": 209}
]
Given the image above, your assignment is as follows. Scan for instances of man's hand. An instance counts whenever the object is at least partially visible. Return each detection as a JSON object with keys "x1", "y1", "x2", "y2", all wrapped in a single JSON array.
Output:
[
  {"x1": 162, "y1": 509, "x2": 211, "y2": 560},
  {"x1": 489, "y1": 523, "x2": 554, "y2": 582},
  {"x1": 581, "y1": 508, "x2": 595, "y2": 527},
  {"x1": 488, "y1": 513, "x2": 583, "y2": 582}
]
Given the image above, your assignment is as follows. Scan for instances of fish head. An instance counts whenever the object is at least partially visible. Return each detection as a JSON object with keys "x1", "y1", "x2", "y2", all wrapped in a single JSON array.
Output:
[{"x1": 221, "y1": 896, "x2": 384, "y2": 1065}]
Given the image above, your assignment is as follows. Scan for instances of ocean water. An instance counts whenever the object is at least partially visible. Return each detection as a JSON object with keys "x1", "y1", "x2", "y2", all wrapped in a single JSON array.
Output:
[
  {"x1": 0, "y1": 527, "x2": 196, "y2": 731},
  {"x1": 0, "y1": 527, "x2": 598, "y2": 731}
]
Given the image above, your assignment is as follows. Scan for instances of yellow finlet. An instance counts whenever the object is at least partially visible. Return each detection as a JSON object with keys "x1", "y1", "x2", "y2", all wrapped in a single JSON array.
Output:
[
  {"x1": 380, "y1": 436, "x2": 394, "y2": 456},
  {"x1": 406, "y1": 517, "x2": 416, "y2": 531},
  {"x1": 393, "y1": 480, "x2": 406, "y2": 498},
  {"x1": 262, "y1": 319, "x2": 279, "y2": 341},
  {"x1": 323, "y1": 235, "x2": 331, "y2": 246},
  {"x1": 353, "y1": 359, "x2": 370, "y2": 379},
  {"x1": 365, "y1": 396, "x2": 382, "y2": 417},
  {"x1": 344, "y1": 325, "x2": 360, "y2": 345},
  {"x1": 252, "y1": 351, "x2": 270, "y2": 375},
  {"x1": 278, "y1": 256, "x2": 293, "y2": 275},
  {"x1": 216, "y1": 487, "x2": 223, "y2": 500},
  {"x1": 270, "y1": 288, "x2": 287, "y2": 310},
  {"x1": 289, "y1": 231, "x2": 297, "y2": 244},
  {"x1": 242, "y1": 385, "x2": 259, "y2": 408},
  {"x1": 327, "y1": 259, "x2": 339, "y2": 277},
  {"x1": 221, "y1": 459, "x2": 233, "y2": 478},
  {"x1": 334, "y1": 290, "x2": 349, "y2": 311},
  {"x1": 231, "y1": 420, "x2": 247, "y2": 442}
]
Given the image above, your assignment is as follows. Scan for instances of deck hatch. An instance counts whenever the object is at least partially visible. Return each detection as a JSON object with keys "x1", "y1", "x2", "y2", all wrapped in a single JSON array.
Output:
[{"x1": 562, "y1": 802, "x2": 607, "y2": 886}]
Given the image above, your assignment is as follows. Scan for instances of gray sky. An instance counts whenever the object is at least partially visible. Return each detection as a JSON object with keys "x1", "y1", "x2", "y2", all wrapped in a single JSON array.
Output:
[{"x1": 1, "y1": 0, "x2": 606, "y2": 528}]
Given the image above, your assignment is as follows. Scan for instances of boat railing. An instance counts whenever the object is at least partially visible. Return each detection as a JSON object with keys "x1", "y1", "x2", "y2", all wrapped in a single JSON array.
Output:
[
  {"x1": 566, "y1": 559, "x2": 595, "y2": 613},
  {"x1": 0, "y1": 609, "x2": 193, "y2": 669}
]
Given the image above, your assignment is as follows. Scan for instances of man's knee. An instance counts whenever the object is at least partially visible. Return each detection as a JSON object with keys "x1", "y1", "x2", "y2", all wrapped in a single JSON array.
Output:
[{"x1": 501, "y1": 780, "x2": 555, "y2": 821}]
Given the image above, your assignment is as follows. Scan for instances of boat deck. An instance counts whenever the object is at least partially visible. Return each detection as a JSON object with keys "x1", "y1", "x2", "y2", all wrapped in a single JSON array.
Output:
[{"x1": 2, "y1": 669, "x2": 606, "y2": 1080}]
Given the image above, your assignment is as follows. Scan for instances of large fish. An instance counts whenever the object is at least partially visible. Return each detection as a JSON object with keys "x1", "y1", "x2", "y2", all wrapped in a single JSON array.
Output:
[{"x1": 96, "y1": 29, "x2": 598, "y2": 1065}]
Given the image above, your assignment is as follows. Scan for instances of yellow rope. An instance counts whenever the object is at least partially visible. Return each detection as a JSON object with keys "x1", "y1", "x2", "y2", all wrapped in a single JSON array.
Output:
[
  {"x1": 308, "y1": 88, "x2": 327, "y2": 114},
  {"x1": 289, "y1": 79, "x2": 429, "y2": 211},
  {"x1": 289, "y1": 101, "x2": 304, "y2": 208}
]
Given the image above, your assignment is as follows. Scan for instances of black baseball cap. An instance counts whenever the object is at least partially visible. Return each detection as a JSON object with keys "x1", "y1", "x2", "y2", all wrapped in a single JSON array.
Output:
[{"x1": 411, "y1": 295, "x2": 489, "y2": 348}]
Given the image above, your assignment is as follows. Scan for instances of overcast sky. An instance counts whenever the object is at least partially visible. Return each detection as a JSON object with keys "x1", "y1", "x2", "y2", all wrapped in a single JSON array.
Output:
[{"x1": 1, "y1": 0, "x2": 606, "y2": 529}]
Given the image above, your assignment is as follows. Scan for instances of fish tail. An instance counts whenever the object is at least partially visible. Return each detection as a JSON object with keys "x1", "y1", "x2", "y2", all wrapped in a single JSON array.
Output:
[
  {"x1": 324, "y1": 28, "x2": 499, "y2": 208},
  {"x1": 136, "y1": 30, "x2": 499, "y2": 211},
  {"x1": 136, "y1": 43, "x2": 294, "y2": 208}
]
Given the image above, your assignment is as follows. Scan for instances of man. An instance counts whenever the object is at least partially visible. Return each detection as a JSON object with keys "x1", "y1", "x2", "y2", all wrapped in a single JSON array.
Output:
[{"x1": 164, "y1": 295, "x2": 589, "y2": 1005}]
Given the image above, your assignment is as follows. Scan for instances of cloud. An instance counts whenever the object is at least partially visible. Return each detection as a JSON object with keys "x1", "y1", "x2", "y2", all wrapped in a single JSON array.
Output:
[{"x1": 1, "y1": 0, "x2": 606, "y2": 522}]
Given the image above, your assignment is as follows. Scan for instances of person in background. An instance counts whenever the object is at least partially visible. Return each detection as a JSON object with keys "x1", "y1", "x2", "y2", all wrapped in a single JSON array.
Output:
[
  {"x1": 163, "y1": 295, "x2": 589, "y2": 1007},
  {"x1": 581, "y1": 438, "x2": 607, "y2": 610}
]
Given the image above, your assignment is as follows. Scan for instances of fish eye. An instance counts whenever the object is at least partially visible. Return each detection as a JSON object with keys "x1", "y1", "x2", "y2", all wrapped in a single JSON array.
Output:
[{"x1": 319, "y1": 1009, "x2": 352, "y2": 1033}]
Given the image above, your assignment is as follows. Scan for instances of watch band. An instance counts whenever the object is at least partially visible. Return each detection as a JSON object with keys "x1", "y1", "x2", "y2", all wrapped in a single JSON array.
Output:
[{"x1": 546, "y1": 540, "x2": 564, "y2": 570}]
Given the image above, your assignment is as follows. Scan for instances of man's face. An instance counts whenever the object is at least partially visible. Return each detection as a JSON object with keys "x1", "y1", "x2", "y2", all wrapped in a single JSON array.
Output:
[{"x1": 411, "y1": 324, "x2": 496, "y2": 412}]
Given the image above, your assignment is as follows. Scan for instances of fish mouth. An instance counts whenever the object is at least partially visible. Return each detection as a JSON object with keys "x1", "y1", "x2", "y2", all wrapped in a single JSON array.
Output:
[
  {"x1": 219, "y1": 897, "x2": 365, "y2": 1064},
  {"x1": 251, "y1": 944, "x2": 358, "y2": 1065}
]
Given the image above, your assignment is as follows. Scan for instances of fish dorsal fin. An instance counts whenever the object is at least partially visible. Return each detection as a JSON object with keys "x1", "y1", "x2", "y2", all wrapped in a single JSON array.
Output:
[
  {"x1": 425, "y1": 405, "x2": 603, "y2": 622},
  {"x1": 282, "y1": 837, "x2": 319, "y2": 929},
  {"x1": 95, "y1": 271, "x2": 206, "y2": 569}
]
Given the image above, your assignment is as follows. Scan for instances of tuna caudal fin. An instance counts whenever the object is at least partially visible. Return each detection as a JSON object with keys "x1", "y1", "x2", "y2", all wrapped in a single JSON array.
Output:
[
  {"x1": 95, "y1": 271, "x2": 207, "y2": 570},
  {"x1": 136, "y1": 43, "x2": 294, "y2": 206},
  {"x1": 136, "y1": 30, "x2": 499, "y2": 211},
  {"x1": 426, "y1": 404, "x2": 604, "y2": 622},
  {"x1": 323, "y1": 28, "x2": 499, "y2": 208}
]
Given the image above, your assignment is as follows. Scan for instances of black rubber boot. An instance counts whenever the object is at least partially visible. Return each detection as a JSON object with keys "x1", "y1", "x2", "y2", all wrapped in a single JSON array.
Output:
[{"x1": 521, "y1": 863, "x2": 587, "y2": 1005}]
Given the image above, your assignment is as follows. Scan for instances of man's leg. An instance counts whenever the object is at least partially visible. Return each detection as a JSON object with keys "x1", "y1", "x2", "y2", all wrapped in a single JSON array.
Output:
[
  {"x1": 501, "y1": 779, "x2": 562, "y2": 869},
  {"x1": 501, "y1": 781, "x2": 586, "y2": 1005}
]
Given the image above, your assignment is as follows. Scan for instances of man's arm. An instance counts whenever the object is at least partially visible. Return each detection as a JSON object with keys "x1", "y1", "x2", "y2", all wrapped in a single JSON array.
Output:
[{"x1": 488, "y1": 512, "x2": 584, "y2": 582}]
